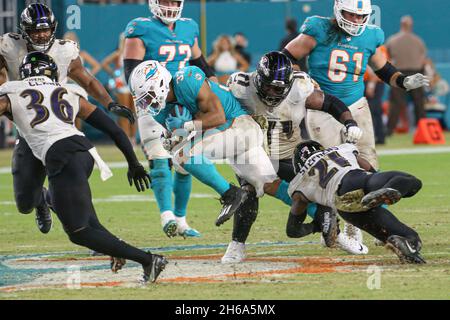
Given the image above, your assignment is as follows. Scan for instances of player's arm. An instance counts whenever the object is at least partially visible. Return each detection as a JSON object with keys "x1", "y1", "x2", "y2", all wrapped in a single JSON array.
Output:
[
  {"x1": 78, "y1": 98, "x2": 150, "y2": 192},
  {"x1": 369, "y1": 47, "x2": 430, "y2": 91},
  {"x1": 68, "y1": 57, "x2": 135, "y2": 123},
  {"x1": 183, "y1": 81, "x2": 227, "y2": 132},
  {"x1": 286, "y1": 192, "x2": 315, "y2": 238},
  {"x1": 0, "y1": 55, "x2": 7, "y2": 85},
  {"x1": 305, "y1": 89, "x2": 362, "y2": 143},
  {"x1": 283, "y1": 34, "x2": 316, "y2": 70},
  {"x1": 190, "y1": 38, "x2": 218, "y2": 82},
  {"x1": 0, "y1": 95, "x2": 11, "y2": 116},
  {"x1": 123, "y1": 37, "x2": 145, "y2": 84}
]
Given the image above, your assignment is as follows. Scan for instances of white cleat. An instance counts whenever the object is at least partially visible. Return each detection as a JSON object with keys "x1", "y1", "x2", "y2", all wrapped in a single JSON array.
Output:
[
  {"x1": 336, "y1": 232, "x2": 369, "y2": 255},
  {"x1": 161, "y1": 211, "x2": 178, "y2": 238},
  {"x1": 221, "y1": 241, "x2": 246, "y2": 264},
  {"x1": 343, "y1": 223, "x2": 363, "y2": 243}
]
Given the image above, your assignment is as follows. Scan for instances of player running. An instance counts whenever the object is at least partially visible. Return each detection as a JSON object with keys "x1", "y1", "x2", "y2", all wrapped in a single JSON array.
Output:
[
  {"x1": 0, "y1": 52, "x2": 168, "y2": 283},
  {"x1": 283, "y1": 0, "x2": 429, "y2": 246},
  {"x1": 123, "y1": 0, "x2": 217, "y2": 238},
  {"x1": 224, "y1": 51, "x2": 366, "y2": 263},
  {"x1": 287, "y1": 140, "x2": 425, "y2": 264},
  {"x1": 129, "y1": 61, "x2": 296, "y2": 227},
  {"x1": 0, "y1": 3, "x2": 134, "y2": 234}
]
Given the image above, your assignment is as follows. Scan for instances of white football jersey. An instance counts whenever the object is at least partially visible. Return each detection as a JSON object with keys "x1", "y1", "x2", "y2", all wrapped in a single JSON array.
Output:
[
  {"x1": 288, "y1": 143, "x2": 363, "y2": 208},
  {"x1": 228, "y1": 71, "x2": 315, "y2": 160},
  {"x1": 0, "y1": 33, "x2": 79, "y2": 83},
  {"x1": 0, "y1": 76, "x2": 87, "y2": 163}
]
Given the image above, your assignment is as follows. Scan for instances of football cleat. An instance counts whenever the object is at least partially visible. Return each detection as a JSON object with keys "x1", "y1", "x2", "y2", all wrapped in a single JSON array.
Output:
[
  {"x1": 216, "y1": 185, "x2": 248, "y2": 226},
  {"x1": 385, "y1": 235, "x2": 426, "y2": 264},
  {"x1": 315, "y1": 209, "x2": 338, "y2": 248},
  {"x1": 361, "y1": 188, "x2": 402, "y2": 210},
  {"x1": 161, "y1": 211, "x2": 178, "y2": 238},
  {"x1": 110, "y1": 257, "x2": 126, "y2": 273},
  {"x1": 221, "y1": 241, "x2": 246, "y2": 264},
  {"x1": 336, "y1": 232, "x2": 369, "y2": 255},
  {"x1": 343, "y1": 222, "x2": 363, "y2": 244},
  {"x1": 35, "y1": 188, "x2": 53, "y2": 234},
  {"x1": 142, "y1": 253, "x2": 168, "y2": 283},
  {"x1": 178, "y1": 226, "x2": 201, "y2": 238}
]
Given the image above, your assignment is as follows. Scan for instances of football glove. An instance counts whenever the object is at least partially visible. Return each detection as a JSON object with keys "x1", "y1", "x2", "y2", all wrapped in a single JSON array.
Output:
[
  {"x1": 127, "y1": 163, "x2": 151, "y2": 192},
  {"x1": 403, "y1": 73, "x2": 430, "y2": 91},
  {"x1": 165, "y1": 106, "x2": 192, "y2": 131},
  {"x1": 342, "y1": 120, "x2": 363, "y2": 144},
  {"x1": 108, "y1": 102, "x2": 135, "y2": 124}
]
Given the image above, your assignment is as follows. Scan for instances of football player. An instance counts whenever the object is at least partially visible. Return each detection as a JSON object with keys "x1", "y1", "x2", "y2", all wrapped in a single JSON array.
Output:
[
  {"x1": 129, "y1": 61, "x2": 295, "y2": 227},
  {"x1": 283, "y1": 0, "x2": 429, "y2": 245},
  {"x1": 0, "y1": 52, "x2": 168, "y2": 283},
  {"x1": 287, "y1": 140, "x2": 425, "y2": 264},
  {"x1": 0, "y1": 4, "x2": 134, "y2": 234},
  {"x1": 123, "y1": 0, "x2": 217, "y2": 238},
  {"x1": 225, "y1": 51, "x2": 366, "y2": 263}
]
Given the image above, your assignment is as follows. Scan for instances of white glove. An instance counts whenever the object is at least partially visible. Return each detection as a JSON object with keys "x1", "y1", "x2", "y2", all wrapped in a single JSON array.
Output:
[
  {"x1": 403, "y1": 73, "x2": 430, "y2": 91},
  {"x1": 342, "y1": 120, "x2": 363, "y2": 144}
]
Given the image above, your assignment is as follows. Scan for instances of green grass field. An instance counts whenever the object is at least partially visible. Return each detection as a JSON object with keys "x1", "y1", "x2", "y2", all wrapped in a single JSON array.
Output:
[{"x1": 0, "y1": 133, "x2": 449, "y2": 300}]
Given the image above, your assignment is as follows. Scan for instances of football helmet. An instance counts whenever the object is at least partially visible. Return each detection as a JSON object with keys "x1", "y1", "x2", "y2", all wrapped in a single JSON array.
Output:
[
  {"x1": 19, "y1": 51, "x2": 58, "y2": 81},
  {"x1": 254, "y1": 51, "x2": 294, "y2": 108},
  {"x1": 334, "y1": 0, "x2": 372, "y2": 36},
  {"x1": 20, "y1": 3, "x2": 58, "y2": 52},
  {"x1": 292, "y1": 140, "x2": 325, "y2": 174},
  {"x1": 129, "y1": 60, "x2": 172, "y2": 116},
  {"x1": 149, "y1": 0, "x2": 184, "y2": 25}
]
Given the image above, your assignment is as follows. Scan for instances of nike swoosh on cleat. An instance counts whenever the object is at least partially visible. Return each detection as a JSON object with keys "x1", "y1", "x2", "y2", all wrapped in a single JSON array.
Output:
[
  {"x1": 359, "y1": 245, "x2": 364, "y2": 252},
  {"x1": 405, "y1": 241, "x2": 417, "y2": 253}
]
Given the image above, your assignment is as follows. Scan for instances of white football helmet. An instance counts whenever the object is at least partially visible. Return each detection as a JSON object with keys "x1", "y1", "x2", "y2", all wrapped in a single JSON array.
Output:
[
  {"x1": 334, "y1": 0, "x2": 372, "y2": 36},
  {"x1": 149, "y1": 0, "x2": 184, "y2": 25},
  {"x1": 129, "y1": 60, "x2": 172, "y2": 116}
]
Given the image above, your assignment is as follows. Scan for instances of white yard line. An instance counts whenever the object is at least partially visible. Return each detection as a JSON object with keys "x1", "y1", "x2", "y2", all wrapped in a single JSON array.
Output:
[{"x1": 1, "y1": 146, "x2": 450, "y2": 175}]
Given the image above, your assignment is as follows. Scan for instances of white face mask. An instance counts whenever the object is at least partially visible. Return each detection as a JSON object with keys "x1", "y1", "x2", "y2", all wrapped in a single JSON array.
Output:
[
  {"x1": 334, "y1": 0, "x2": 371, "y2": 36},
  {"x1": 149, "y1": 0, "x2": 184, "y2": 25}
]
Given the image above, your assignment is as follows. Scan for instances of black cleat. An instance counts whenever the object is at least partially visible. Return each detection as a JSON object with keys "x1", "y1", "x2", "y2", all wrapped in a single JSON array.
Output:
[
  {"x1": 215, "y1": 185, "x2": 249, "y2": 226},
  {"x1": 35, "y1": 188, "x2": 52, "y2": 234},
  {"x1": 143, "y1": 253, "x2": 168, "y2": 283},
  {"x1": 361, "y1": 188, "x2": 402, "y2": 210},
  {"x1": 110, "y1": 257, "x2": 126, "y2": 273},
  {"x1": 385, "y1": 235, "x2": 426, "y2": 264},
  {"x1": 314, "y1": 208, "x2": 339, "y2": 248}
]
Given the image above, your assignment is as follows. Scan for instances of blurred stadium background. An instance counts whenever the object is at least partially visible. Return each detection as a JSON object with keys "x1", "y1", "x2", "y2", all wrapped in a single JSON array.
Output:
[{"x1": 1, "y1": 0, "x2": 449, "y2": 145}]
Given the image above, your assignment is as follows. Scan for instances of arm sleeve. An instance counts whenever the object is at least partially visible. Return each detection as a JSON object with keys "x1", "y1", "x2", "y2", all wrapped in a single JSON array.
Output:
[{"x1": 84, "y1": 108, "x2": 139, "y2": 166}]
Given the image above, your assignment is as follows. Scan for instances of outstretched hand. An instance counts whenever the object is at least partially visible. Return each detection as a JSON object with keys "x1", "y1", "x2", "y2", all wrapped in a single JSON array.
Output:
[
  {"x1": 108, "y1": 102, "x2": 136, "y2": 124},
  {"x1": 127, "y1": 163, "x2": 151, "y2": 192}
]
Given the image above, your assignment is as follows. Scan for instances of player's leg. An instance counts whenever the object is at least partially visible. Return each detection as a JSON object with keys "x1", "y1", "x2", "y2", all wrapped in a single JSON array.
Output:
[
  {"x1": 339, "y1": 207, "x2": 425, "y2": 263},
  {"x1": 387, "y1": 87, "x2": 406, "y2": 136},
  {"x1": 49, "y1": 151, "x2": 168, "y2": 281},
  {"x1": 361, "y1": 171, "x2": 423, "y2": 209},
  {"x1": 221, "y1": 177, "x2": 258, "y2": 263},
  {"x1": 12, "y1": 135, "x2": 52, "y2": 233},
  {"x1": 149, "y1": 158, "x2": 177, "y2": 237},
  {"x1": 173, "y1": 170, "x2": 200, "y2": 237}
]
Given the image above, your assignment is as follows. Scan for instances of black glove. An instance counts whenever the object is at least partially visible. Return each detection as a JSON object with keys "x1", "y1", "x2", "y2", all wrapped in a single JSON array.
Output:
[
  {"x1": 108, "y1": 102, "x2": 135, "y2": 124},
  {"x1": 127, "y1": 163, "x2": 151, "y2": 192}
]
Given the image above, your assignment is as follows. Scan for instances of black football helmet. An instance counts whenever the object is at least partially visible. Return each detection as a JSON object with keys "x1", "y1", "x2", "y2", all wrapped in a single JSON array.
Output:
[
  {"x1": 20, "y1": 3, "x2": 58, "y2": 52},
  {"x1": 254, "y1": 51, "x2": 294, "y2": 108},
  {"x1": 19, "y1": 51, "x2": 58, "y2": 81},
  {"x1": 292, "y1": 140, "x2": 325, "y2": 174}
]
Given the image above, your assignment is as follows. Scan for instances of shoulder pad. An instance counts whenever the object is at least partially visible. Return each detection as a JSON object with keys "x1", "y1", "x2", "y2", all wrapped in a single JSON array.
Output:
[
  {"x1": 300, "y1": 16, "x2": 331, "y2": 41},
  {"x1": 227, "y1": 72, "x2": 252, "y2": 98},
  {"x1": 7, "y1": 33, "x2": 22, "y2": 41}
]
